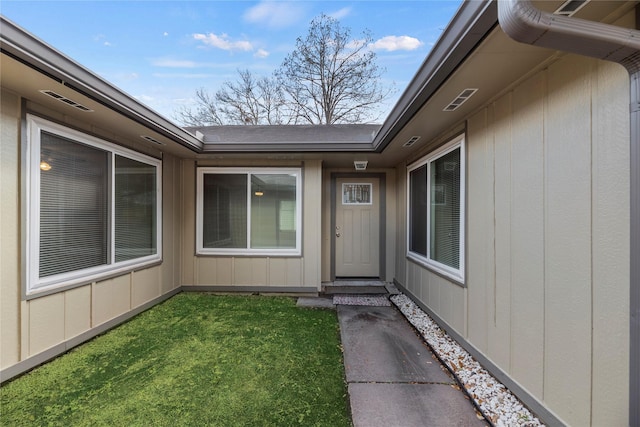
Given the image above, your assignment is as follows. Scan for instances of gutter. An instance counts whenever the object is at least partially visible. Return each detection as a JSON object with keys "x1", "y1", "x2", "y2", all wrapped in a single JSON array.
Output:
[
  {"x1": 498, "y1": 1, "x2": 640, "y2": 426},
  {"x1": 0, "y1": 16, "x2": 203, "y2": 153},
  {"x1": 371, "y1": 0, "x2": 497, "y2": 153}
]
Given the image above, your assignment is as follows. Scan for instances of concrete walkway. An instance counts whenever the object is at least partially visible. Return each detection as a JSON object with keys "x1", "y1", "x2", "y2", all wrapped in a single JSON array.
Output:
[{"x1": 337, "y1": 304, "x2": 488, "y2": 427}]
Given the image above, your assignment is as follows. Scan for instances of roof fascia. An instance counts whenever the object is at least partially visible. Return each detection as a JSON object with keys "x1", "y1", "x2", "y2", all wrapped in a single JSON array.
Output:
[
  {"x1": 201, "y1": 141, "x2": 374, "y2": 153},
  {"x1": 371, "y1": 0, "x2": 498, "y2": 153},
  {"x1": 0, "y1": 16, "x2": 203, "y2": 153}
]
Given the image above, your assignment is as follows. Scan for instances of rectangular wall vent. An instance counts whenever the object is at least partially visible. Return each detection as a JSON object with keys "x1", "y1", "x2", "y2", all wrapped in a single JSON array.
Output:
[
  {"x1": 39, "y1": 90, "x2": 93, "y2": 112},
  {"x1": 554, "y1": 0, "x2": 589, "y2": 17},
  {"x1": 444, "y1": 88, "x2": 478, "y2": 112},
  {"x1": 403, "y1": 136, "x2": 421, "y2": 148},
  {"x1": 142, "y1": 135, "x2": 165, "y2": 145}
]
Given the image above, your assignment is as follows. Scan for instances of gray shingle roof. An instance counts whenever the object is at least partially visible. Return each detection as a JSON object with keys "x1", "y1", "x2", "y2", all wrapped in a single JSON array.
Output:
[{"x1": 185, "y1": 124, "x2": 381, "y2": 144}]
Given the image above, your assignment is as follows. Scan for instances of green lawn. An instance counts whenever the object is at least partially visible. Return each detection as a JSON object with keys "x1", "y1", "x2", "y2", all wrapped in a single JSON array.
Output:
[{"x1": 0, "y1": 294, "x2": 351, "y2": 426}]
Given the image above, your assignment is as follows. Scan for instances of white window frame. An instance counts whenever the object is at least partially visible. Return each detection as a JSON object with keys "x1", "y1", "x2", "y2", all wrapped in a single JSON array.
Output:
[
  {"x1": 196, "y1": 167, "x2": 302, "y2": 256},
  {"x1": 26, "y1": 114, "x2": 162, "y2": 296},
  {"x1": 406, "y1": 134, "x2": 465, "y2": 283}
]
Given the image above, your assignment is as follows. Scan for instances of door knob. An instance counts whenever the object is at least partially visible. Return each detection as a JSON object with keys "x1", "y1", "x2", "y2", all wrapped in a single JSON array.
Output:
[{"x1": 336, "y1": 232, "x2": 341, "y2": 237}]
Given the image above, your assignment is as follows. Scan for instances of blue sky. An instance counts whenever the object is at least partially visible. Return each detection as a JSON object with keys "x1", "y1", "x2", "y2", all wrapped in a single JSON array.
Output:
[{"x1": 1, "y1": 1, "x2": 462, "y2": 123}]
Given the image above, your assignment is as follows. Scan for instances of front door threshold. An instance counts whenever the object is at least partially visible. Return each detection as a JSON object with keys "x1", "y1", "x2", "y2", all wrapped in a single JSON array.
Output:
[{"x1": 322, "y1": 280, "x2": 388, "y2": 295}]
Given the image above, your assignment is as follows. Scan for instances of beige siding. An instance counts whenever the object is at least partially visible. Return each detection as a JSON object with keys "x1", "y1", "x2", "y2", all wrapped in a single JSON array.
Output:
[
  {"x1": 0, "y1": 93, "x2": 182, "y2": 375},
  {"x1": 397, "y1": 55, "x2": 630, "y2": 426},
  {"x1": 590, "y1": 60, "x2": 631, "y2": 426},
  {"x1": 161, "y1": 155, "x2": 183, "y2": 294},
  {"x1": 466, "y1": 107, "x2": 493, "y2": 355},
  {"x1": 183, "y1": 159, "x2": 320, "y2": 290},
  {"x1": 28, "y1": 293, "x2": 65, "y2": 356},
  {"x1": 64, "y1": 286, "x2": 92, "y2": 339},
  {"x1": 0, "y1": 89, "x2": 21, "y2": 369},
  {"x1": 544, "y1": 55, "x2": 594, "y2": 427},
  {"x1": 509, "y1": 72, "x2": 545, "y2": 397},
  {"x1": 303, "y1": 160, "x2": 322, "y2": 287}
]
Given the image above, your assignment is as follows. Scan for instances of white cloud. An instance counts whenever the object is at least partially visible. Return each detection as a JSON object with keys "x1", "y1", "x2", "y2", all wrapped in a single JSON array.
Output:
[
  {"x1": 329, "y1": 7, "x2": 351, "y2": 20},
  {"x1": 152, "y1": 58, "x2": 198, "y2": 68},
  {"x1": 243, "y1": 1, "x2": 306, "y2": 29},
  {"x1": 254, "y1": 49, "x2": 270, "y2": 59},
  {"x1": 193, "y1": 33, "x2": 253, "y2": 52},
  {"x1": 370, "y1": 35, "x2": 423, "y2": 52},
  {"x1": 163, "y1": 32, "x2": 169, "y2": 36}
]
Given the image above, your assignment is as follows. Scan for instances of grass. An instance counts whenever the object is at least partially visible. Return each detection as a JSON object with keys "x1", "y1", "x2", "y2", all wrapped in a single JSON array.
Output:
[{"x1": 0, "y1": 293, "x2": 351, "y2": 426}]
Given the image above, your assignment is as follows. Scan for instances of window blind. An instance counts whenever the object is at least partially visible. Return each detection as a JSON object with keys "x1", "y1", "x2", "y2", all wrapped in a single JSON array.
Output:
[
  {"x1": 429, "y1": 147, "x2": 460, "y2": 269},
  {"x1": 39, "y1": 132, "x2": 108, "y2": 277},
  {"x1": 115, "y1": 155, "x2": 157, "y2": 262}
]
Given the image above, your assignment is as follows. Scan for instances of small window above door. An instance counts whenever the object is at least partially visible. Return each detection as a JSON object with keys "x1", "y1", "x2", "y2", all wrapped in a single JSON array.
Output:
[{"x1": 342, "y1": 183, "x2": 372, "y2": 205}]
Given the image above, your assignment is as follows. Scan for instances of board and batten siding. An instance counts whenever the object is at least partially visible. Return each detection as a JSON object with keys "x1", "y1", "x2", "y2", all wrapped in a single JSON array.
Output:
[
  {"x1": 0, "y1": 87, "x2": 183, "y2": 378},
  {"x1": 181, "y1": 159, "x2": 322, "y2": 290},
  {"x1": 397, "y1": 56, "x2": 630, "y2": 426}
]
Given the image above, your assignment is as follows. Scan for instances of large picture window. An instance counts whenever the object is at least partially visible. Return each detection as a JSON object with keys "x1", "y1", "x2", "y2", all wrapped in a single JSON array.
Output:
[
  {"x1": 27, "y1": 115, "x2": 161, "y2": 295},
  {"x1": 196, "y1": 168, "x2": 302, "y2": 255},
  {"x1": 407, "y1": 135, "x2": 464, "y2": 282}
]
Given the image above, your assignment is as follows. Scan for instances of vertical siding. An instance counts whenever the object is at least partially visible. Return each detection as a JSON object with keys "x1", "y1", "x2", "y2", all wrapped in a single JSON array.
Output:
[
  {"x1": 28, "y1": 293, "x2": 65, "y2": 356},
  {"x1": 544, "y1": 56, "x2": 594, "y2": 427},
  {"x1": 0, "y1": 89, "x2": 21, "y2": 369},
  {"x1": 509, "y1": 72, "x2": 545, "y2": 398},
  {"x1": 490, "y1": 93, "x2": 513, "y2": 371},
  {"x1": 395, "y1": 165, "x2": 407, "y2": 287},
  {"x1": 184, "y1": 159, "x2": 320, "y2": 290},
  {"x1": 590, "y1": 60, "x2": 630, "y2": 426},
  {"x1": 302, "y1": 160, "x2": 322, "y2": 288},
  {"x1": 161, "y1": 155, "x2": 183, "y2": 294},
  {"x1": 467, "y1": 108, "x2": 494, "y2": 354},
  {"x1": 1, "y1": 95, "x2": 182, "y2": 375},
  {"x1": 398, "y1": 54, "x2": 630, "y2": 426},
  {"x1": 64, "y1": 286, "x2": 91, "y2": 339}
]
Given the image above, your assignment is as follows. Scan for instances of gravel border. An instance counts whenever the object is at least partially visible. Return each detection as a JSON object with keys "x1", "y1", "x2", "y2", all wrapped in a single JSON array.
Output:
[
  {"x1": 333, "y1": 294, "x2": 391, "y2": 306},
  {"x1": 390, "y1": 293, "x2": 544, "y2": 427}
]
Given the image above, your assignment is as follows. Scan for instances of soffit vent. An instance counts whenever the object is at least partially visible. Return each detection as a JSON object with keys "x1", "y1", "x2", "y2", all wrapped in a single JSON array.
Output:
[
  {"x1": 353, "y1": 160, "x2": 368, "y2": 171},
  {"x1": 554, "y1": 0, "x2": 589, "y2": 17},
  {"x1": 141, "y1": 135, "x2": 165, "y2": 145},
  {"x1": 39, "y1": 90, "x2": 93, "y2": 112},
  {"x1": 403, "y1": 136, "x2": 421, "y2": 147},
  {"x1": 443, "y1": 88, "x2": 478, "y2": 112}
]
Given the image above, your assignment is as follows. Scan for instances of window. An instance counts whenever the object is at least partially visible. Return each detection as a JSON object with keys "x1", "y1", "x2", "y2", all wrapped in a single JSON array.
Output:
[
  {"x1": 407, "y1": 135, "x2": 464, "y2": 281},
  {"x1": 26, "y1": 115, "x2": 161, "y2": 295},
  {"x1": 196, "y1": 168, "x2": 301, "y2": 255}
]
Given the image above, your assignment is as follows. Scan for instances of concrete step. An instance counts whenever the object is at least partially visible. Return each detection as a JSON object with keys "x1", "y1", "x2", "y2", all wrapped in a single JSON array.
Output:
[{"x1": 322, "y1": 280, "x2": 388, "y2": 295}]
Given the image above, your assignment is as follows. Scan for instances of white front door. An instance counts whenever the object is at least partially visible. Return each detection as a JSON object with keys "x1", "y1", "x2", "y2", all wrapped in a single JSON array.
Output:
[{"x1": 335, "y1": 177, "x2": 380, "y2": 277}]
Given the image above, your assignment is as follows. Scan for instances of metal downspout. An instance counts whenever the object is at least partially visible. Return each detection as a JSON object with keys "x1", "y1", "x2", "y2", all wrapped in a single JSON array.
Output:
[{"x1": 497, "y1": 1, "x2": 640, "y2": 425}]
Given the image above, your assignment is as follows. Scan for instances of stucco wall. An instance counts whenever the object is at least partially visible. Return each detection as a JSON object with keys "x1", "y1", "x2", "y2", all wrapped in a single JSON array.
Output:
[
  {"x1": 0, "y1": 90, "x2": 183, "y2": 378},
  {"x1": 181, "y1": 159, "x2": 322, "y2": 291},
  {"x1": 395, "y1": 56, "x2": 630, "y2": 426}
]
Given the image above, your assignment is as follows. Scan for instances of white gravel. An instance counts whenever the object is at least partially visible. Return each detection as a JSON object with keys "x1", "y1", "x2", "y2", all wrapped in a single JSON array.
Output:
[
  {"x1": 390, "y1": 293, "x2": 544, "y2": 427},
  {"x1": 333, "y1": 294, "x2": 391, "y2": 306}
]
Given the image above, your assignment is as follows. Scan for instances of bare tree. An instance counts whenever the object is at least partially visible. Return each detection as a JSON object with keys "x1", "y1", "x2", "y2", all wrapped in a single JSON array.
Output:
[
  {"x1": 173, "y1": 88, "x2": 223, "y2": 126},
  {"x1": 175, "y1": 15, "x2": 389, "y2": 126},
  {"x1": 277, "y1": 14, "x2": 389, "y2": 124},
  {"x1": 215, "y1": 69, "x2": 289, "y2": 125},
  {"x1": 175, "y1": 70, "x2": 290, "y2": 126}
]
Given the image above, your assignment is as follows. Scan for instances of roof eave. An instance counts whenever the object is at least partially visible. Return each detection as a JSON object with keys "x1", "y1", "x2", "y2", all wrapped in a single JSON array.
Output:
[
  {"x1": 0, "y1": 16, "x2": 203, "y2": 153},
  {"x1": 372, "y1": 0, "x2": 498, "y2": 152}
]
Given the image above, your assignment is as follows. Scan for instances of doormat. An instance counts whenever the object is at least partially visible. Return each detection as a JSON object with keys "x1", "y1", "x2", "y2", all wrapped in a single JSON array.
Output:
[{"x1": 332, "y1": 294, "x2": 391, "y2": 306}]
